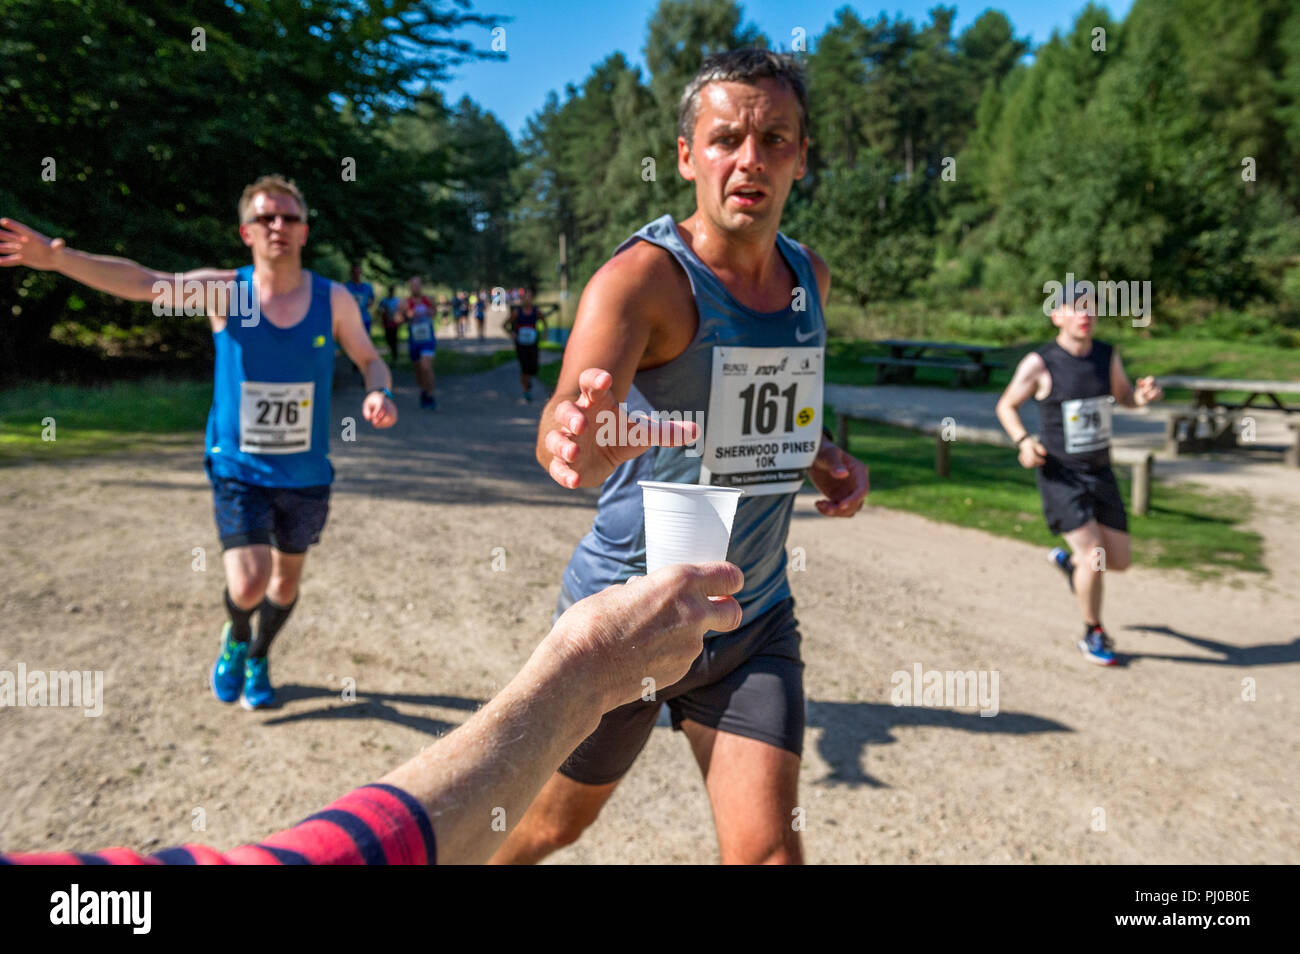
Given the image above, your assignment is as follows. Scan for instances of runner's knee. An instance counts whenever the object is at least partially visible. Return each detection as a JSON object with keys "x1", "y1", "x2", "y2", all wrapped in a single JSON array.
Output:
[
  {"x1": 266, "y1": 576, "x2": 299, "y2": 604},
  {"x1": 227, "y1": 572, "x2": 268, "y2": 606}
]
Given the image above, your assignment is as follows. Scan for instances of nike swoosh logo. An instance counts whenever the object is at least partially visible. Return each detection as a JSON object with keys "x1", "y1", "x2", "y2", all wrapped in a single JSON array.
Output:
[{"x1": 794, "y1": 326, "x2": 819, "y2": 343}]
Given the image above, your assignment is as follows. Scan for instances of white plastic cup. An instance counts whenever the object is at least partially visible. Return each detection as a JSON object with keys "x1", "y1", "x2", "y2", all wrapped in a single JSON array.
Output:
[{"x1": 638, "y1": 480, "x2": 744, "y2": 574}]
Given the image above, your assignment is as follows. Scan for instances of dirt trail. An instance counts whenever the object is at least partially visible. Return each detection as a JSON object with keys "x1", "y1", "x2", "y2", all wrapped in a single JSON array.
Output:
[{"x1": 1, "y1": 351, "x2": 1296, "y2": 863}]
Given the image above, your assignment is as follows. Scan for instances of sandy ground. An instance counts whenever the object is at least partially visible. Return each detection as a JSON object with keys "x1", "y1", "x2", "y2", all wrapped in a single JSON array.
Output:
[{"x1": 1, "y1": 311, "x2": 1297, "y2": 863}]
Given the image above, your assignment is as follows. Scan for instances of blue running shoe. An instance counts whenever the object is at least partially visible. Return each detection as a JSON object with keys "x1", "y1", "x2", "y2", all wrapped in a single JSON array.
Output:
[
  {"x1": 211, "y1": 622, "x2": 247, "y2": 703},
  {"x1": 1049, "y1": 546, "x2": 1076, "y2": 593},
  {"x1": 241, "y1": 655, "x2": 276, "y2": 710},
  {"x1": 1077, "y1": 628, "x2": 1117, "y2": 666}
]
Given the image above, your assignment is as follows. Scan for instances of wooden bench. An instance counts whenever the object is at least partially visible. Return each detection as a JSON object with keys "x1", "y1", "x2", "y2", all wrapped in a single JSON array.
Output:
[
  {"x1": 862, "y1": 339, "x2": 1006, "y2": 388},
  {"x1": 1157, "y1": 375, "x2": 1300, "y2": 455},
  {"x1": 1288, "y1": 419, "x2": 1300, "y2": 468},
  {"x1": 833, "y1": 409, "x2": 1155, "y2": 515},
  {"x1": 863, "y1": 356, "x2": 990, "y2": 387}
]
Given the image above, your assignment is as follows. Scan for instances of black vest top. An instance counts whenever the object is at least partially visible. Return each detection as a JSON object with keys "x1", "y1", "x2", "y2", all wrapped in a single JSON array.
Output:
[{"x1": 1035, "y1": 339, "x2": 1113, "y2": 471}]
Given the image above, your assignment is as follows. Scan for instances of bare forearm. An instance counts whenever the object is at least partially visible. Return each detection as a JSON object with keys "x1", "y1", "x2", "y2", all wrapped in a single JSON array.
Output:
[
  {"x1": 56, "y1": 247, "x2": 163, "y2": 302},
  {"x1": 996, "y1": 400, "x2": 1029, "y2": 441},
  {"x1": 363, "y1": 358, "x2": 391, "y2": 393},
  {"x1": 378, "y1": 644, "x2": 604, "y2": 865}
]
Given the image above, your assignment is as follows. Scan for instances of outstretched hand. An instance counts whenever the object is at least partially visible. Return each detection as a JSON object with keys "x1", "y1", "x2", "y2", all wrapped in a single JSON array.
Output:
[
  {"x1": 544, "y1": 368, "x2": 699, "y2": 489},
  {"x1": 0, "y1": 218, "x2": 65, "y2": 270}
]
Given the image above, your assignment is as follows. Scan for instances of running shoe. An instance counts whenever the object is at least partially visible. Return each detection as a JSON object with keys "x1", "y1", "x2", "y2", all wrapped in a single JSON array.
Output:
[
  {"x1": 210, "y1": 622, "x2": 247, "y2": 703},
  {"x1": 241, "y1": 656, "x2": 276, "y2": 710},
  {"x1": 1077, "y1": 628, "x2": 1117, "y2": 666},
  {"x1": 1049, "y1": 546, "x2": 1076, "y2": 593}
]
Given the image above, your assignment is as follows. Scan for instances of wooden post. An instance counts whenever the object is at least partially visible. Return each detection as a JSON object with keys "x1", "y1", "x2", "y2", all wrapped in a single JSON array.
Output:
[
  {"x1": 1286, "y1": 421, "x2": 1300, "y2": 468},
  {"x1": 836, "y1": 414, "x2": 849, "y2": 450},
  {"x1": 935, "y1": 434, "x2": 951, "y2": 478},
  {"x1": 1164, "y1": 415, "x2": 1184, "y2": 456},
  {"x1": 558, "y1": 233, "x2": 568, "y2": 330},
  {"x1": 1130, "y1": 451, "x2": 1153, "y2": 516}
]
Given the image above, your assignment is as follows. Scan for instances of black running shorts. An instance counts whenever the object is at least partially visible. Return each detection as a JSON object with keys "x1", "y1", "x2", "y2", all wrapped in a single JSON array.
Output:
[
  {"x1": 516, "y1": 343, "x2": 540, "y2": 376},
  {"x1": 1037, "y1": 457, "x2": 1127, "y2": 535},
  {"x1": 552, "y1": 589, "x2": 805, "y2": 786}
]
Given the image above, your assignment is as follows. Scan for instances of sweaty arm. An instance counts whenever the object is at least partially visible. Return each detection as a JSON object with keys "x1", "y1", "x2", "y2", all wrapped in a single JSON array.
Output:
[
  {"x1": 997, "y1": 353, "x2": 1049, "y2": 467},
  {"x1": 534, "y1": 247, "x2": 674, "y2": 487},
  {"x1": 332, "y1": 284, "x2": 396, "y2": 428},
  {"x1": 1, "y1": 215, "x2": 233, "y2": 324},
  {"x1": 332, "y1": 283, "x2": 391, "y2": 393},
  {"x1": 1111, "y1": 349, "x2": 1162, "y2": 408}
]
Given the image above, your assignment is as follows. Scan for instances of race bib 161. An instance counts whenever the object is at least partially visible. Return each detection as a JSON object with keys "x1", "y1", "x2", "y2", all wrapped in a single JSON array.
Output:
[{"x1": 699, "y1": 346, "x2": 824, "y2": 496}]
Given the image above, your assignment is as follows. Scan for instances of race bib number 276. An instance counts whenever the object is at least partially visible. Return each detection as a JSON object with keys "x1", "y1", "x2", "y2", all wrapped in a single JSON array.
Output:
[
  {"x1": 239, "y1": 381, "x2": 313, "y2": 455},
  {"x1": 699, "y1": 346, "x2": 824, "y2": 496}
]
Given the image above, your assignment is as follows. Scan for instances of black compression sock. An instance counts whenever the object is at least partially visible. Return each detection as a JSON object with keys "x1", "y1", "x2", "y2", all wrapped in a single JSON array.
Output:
[
  {"x1": 250, "y1": 595, "x2": 297, "y2": 659},
  {"x1": 224, "y1": 589, "x2": 254, "y2": 643}
]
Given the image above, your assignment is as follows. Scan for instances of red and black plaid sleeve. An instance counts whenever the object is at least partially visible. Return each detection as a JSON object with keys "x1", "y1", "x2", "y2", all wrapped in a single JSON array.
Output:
[{"x1": 1, "y1": 783, "x2": 435, "y2": 866}]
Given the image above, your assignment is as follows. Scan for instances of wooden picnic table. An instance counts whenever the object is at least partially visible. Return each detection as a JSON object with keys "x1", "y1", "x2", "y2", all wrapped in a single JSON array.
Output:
[
  {"x1": 1156, "y1": 375, "x2": 1300, "y2": 460},
  {"x1": 862, "y1": 339, "x2": 1005, "y2": 387}
]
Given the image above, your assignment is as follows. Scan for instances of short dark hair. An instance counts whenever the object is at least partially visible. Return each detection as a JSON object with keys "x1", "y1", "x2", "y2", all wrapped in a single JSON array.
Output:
[{"x1": 678, "y1": 48, "x2": 808, "y2": 146}]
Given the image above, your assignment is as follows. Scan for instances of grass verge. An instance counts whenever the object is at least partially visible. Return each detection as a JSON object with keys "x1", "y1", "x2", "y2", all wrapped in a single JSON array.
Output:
[{"x1": 831, "y1": 416, "x2": 1264, "y2": 578}]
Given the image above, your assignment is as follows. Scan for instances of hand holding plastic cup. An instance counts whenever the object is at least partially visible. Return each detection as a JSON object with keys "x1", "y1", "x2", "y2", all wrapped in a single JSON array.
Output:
[{"x1": 638, "y1": 481, "x2": 744, "y2": 575}]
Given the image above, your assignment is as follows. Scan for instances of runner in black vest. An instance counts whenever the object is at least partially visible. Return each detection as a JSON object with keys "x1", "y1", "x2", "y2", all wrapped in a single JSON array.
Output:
[
  {"x1": 504, "y1": 285, "x2": 547, "y2": 402},
  {"x1": 996, "y1": 289, "x2": 1162, "y2": 665}
]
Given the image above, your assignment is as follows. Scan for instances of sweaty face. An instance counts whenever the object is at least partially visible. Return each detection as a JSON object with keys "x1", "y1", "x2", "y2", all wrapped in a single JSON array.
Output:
[
  {"x1": 679, "y1": 78, "x2": 807, "y2": 233},
  {"x1": 1054, "y1": 305, "x2": 1095, "y2": 340},
  {"x1": 239, "y1": 192, "x2": 307, "y2": 261}
]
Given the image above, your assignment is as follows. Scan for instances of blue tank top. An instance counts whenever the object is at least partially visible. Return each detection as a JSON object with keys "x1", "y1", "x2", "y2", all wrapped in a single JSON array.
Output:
[
  {"x1": 205, "y1": 266, "x2": 335, "y2": 487},
  {"x1": 562, "y1": 215, "x2": 826, "y2": 631}
]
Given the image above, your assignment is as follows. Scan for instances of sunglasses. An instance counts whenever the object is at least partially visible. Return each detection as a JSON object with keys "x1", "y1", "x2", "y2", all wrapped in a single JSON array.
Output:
[{"x1": 246, "y1": 213, "x2": 303, "y2": 227}]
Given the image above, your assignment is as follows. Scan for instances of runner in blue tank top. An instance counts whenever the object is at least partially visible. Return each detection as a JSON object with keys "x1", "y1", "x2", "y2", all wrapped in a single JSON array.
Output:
[
  {"x1": 490, "y1": 51, "x2": 869, "y2": 866},
  {"x1": 996, "y1": 286, "x2": 1163, "y2": 665},
  {"x1": 0, "y1": 176, "x2": 397, "y2": 710}
]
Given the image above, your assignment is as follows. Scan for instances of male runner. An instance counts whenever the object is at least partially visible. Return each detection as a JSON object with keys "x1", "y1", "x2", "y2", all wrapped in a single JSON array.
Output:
[
  {"x1": 344, "y1": 263, "x2": 375, "y2": 338},
  {"x1": 0, "y1": 175, "x2": 398, "y2": 708},
  {"x1": 378, "y1": 283, "x2": 402, "y2": 365},
  {"x1": 474, "y1": 286, "x2": 487, "y2": 340},
  {"x1": 344, "y1": 263, "x2": 376, "y2": 384},
  {"x1": 491, "y1": 49, "x2": 870, "y2": 865},
  {"x1": 503, "y1": 285, "x2": 547, "y2": 402},
  {"x1": 453, "y1": 290, "x2": 469, "y2": 339},
  {"x1": 995, "y1": 288, "x2": 1163, "y2": 665},
  {"x1": 400, "y1": 277, "x2": 437, "y2": 409}
]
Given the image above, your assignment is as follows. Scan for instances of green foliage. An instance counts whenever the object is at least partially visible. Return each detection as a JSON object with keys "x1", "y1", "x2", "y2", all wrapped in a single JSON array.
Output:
[{"x1": 0, "y1": 0, "x2": 516, "y2": 382}]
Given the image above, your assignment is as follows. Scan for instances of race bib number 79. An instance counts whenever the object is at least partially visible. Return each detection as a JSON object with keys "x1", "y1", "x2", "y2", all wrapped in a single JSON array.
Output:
[
  {"x1": 699, "y1": 346, "x2": 824, "y2": 496},
  {"x1": 1062, "y1": 395, "x2": 1113, "y2": 454},
  {"x1": 239, "y1": 381, "x2": 313, "y2": 455}
]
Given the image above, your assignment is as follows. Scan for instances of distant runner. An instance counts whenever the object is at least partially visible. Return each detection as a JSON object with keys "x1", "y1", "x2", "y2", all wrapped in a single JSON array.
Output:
[
  {"x1": 474, "y1": 287, "x2": 487, "y2": 340},
  {"x1": 378, "y1": 283, "x2": 402, "y2": 365},
  {"x1": 996, "y1": 287, "x2": 1163, "y2": 665},
  {"x1": 504, "y1": 285, "x2": 547, "y2": 403},
  {"x1": 401, "y1": 277, "x2": 438, "y2": 410},
  {"x1": 344, "y1": 263, "x2": 376, "y2": 384}
]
